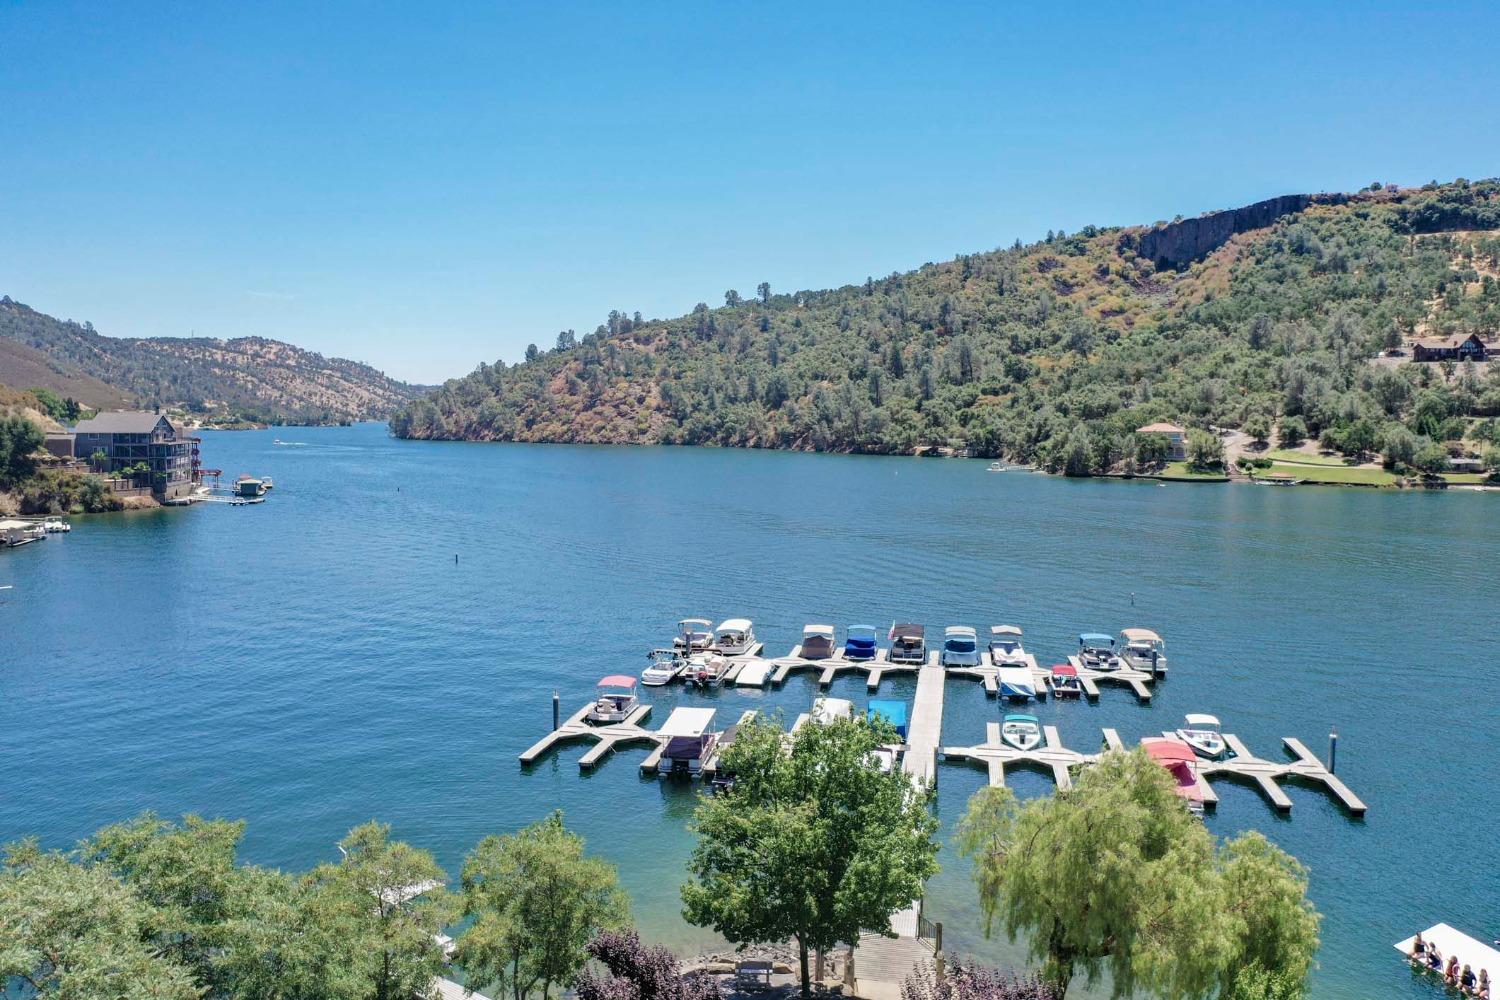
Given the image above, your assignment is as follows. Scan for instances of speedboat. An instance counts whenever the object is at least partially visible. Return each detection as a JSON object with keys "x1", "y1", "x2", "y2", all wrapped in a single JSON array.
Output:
[
  {"x1": 686, "y1": 652, "x2": 731, "y2": 689},
  {"x1": 712, "y1": 618, "x2": 757, "y2": 656},
  {"x1": 41, "y1": 517, "x2": 71, "y2": 533},
  {"x1": 987, "y1": 461, "x2": 1005, "y2": 472},
  {"x1": 812, "y1": 697, "x2": 854, "y2": 725},
  {"x1": 1000, "y1": 714, "x2": 1043, "y2": 752},
  {"x1": 641, "y1": 649, "x2": 683, "y2": 687},
  {"x1": 940, "y1": 626, "x2": 981, "y2": 668},
  {"x1": 673, "y1": 619, "x2": 714, "y2": 653},
  {"x1": 1078, "y1": 633, "x2": 1120, "y2": 670},
  {"x1": 1143, "y1": 738, "x2": 1206, "y2": 816},
  {"x1": 889, "y1": 623, "x2": 926, "y2": 664},
  {"x1": 844, "y1": 625, "x2": 878, "y2": 661},
  {"x1": 586, "y1": 675, "x2": 639, "y2": 724},
  {"x1": 997, "y1": 665, "x2": 1036, "y2": 700},
  {"x1": 800, "y1": 624, "x2": 836, "y2": 660},
  {"x1": 988, "y1": 625, "x2": 1027, "y2": 666},
  {"x1": 1175, "y1": 714, "x2": 1226, "y2": 759},
  {"x1": 1049, "y1": 663, "x2": 1082, "y2": 698},
  {"x1": 1119, "y1": 628, "x2": 1167, "y2": 674}
]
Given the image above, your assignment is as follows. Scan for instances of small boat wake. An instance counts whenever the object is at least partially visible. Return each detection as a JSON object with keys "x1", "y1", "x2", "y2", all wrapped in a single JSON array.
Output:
[{"x1": 273, "y1": 439, "x2": 309, "y2": 447}]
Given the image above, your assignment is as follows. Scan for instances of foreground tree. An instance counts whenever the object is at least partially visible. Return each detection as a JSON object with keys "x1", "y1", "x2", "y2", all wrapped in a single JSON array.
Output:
[
  {"x1": 306, "y1": 821, "x2": 453, "y2": 1000},
  {"x1": 573, "y1": 929, "x2": 721, "y2": 1000},
  {"x1": 458, "y1": 812, "x2": 627, "y2": 1000},
  {"x1": 682, "y1": 714, "x2": 940, "y2": 998},
  {"x1": 902, "y1": 958, "x2": 1055, "y2": 1000},
  {"x1": 957, "y1": 750, "x2": 1319, "y2": 999}
]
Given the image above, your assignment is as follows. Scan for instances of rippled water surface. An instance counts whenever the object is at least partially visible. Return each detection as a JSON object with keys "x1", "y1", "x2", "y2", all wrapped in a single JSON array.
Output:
[{"x1": 4, "y1": 424, "x2": 1497, "y2": 999}]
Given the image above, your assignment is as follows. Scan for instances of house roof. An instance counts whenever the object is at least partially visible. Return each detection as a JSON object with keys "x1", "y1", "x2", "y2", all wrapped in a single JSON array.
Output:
[
  {"x1": 1136, "y1": 422, "x2": 1186, "y2": 435},
  {"x1": 1413, "y1": 333, "x2": 1488, "y2": 349},
  {"x1": 72, "y1": 411, "x2": 173, "y2": 435}
]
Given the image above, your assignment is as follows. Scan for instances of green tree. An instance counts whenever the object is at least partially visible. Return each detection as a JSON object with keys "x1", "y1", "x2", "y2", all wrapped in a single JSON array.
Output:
[
  {"x1": 0, "y1": 839, "x2": 200, "y2": 1000},
  {"x1": 1380, "y1": 424, "x2": 1418, "y2": 468},
  {"x1": 682, "y1": 715, "x2": 940, "y2": 998},
  {"x1": 305, "y1": 822, "x2": 453, "y2": 1000},
  {"x1": 956, "y1": 751, "x2": 1320, "y2": 999},
  {"x1": 1133, "y1": 432, "x2": 1170, "y2": 468},
  {"x1": 1243, "y1": 413, "x2": 1271, "y2": 447},
  {"x1": 1186, "y1": 429, "x2": 1225, "y2": 471},
  {"x1": 1277, "y1": 416, "x2": 1307, "y2": 448},
  {"x1": 458, "y1": 812, "x2": 627, "y2": 1000},
  {"x1": 0, "y1": 412, "x2": 46, "y2": 488},
  {"x1": 725, "y1": 290, "x2": 743, "y2": 308},
  {"x1": 1412, "y1": 439, "x2": 1450, "y2": 475},
  {"x1": 757, "y1": 282, "x2": 771, "y2": 305}
]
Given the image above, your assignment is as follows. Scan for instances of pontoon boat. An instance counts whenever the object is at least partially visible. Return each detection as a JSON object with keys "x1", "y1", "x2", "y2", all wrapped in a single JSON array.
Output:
[
  {"x1": 641, "y1": 649, "x2": 683, "y2": 686},
  {"x1": 800, "y1": 624, "x2": 836, "y2": 660},
  {"x1": 1049, "y1": 663, "x2": 1082, "y2": 698},
  {"x1": 866, "y1": 700, "x2": 909, "y2": 740},
  {"x1": 1175, "y1": 714, "x2": 1226, "y2": 759},
  {"x1": 889, "y1": 623, "x2": 926, "y2": 664},
  {"x1": 685, "y1": 652, "x2": 731, "y2": 689},
  {"x1": 673, "y1": 619, "x2": 714, "y2": 653},
  {"x1": 1143, "y1": 738, "x2": 1206, "y2": 815},
  {"x1": 1078, "y1": 632, "x2": 1120, "y2": 670},
  {"x1": 1119, "y1": 628, "x2": 1167, "y2": 674},
  {"x1": 812, "y1": 697, "x2": 853, "y2": 725},
  {"x1": 41, "y1": 517, "x2": 71, "y2": 533},
  {"x1": 988, "y1": 625, "x2": 1027, "y2": 666},
  {"x1": 997, "y1": 665, "x2": 1037, "y2": 700},
  {"x1": 586, "y1": 675, "x2": 640, "y2": 724},
  {"x1": 940, "y1": 626, "x2": 981, "y2": 668},
  {"x1": 712, "y1": 618, "x2": 757, "y2": 656},
  {"x1": 1000, "y1": 714, "x2": 1043, "y2": 751},
  {"x1": 844, "y1": 625, "x2": 878, "y2": 661}
]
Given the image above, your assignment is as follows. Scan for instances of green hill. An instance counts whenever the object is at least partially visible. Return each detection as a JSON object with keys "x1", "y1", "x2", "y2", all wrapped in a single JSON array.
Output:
[
  {"x1": 392, "y1": 179, "x2": 1500, "y2": 473},
  {"x1": 0, "y1": 297, "x2": 424, "y2": 426}
]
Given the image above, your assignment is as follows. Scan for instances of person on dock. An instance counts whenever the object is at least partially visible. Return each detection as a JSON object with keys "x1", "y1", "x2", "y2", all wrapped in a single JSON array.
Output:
[
  {"x1": 1446, "y1": 955, "x2": 1460, "y2": 985},
  {"x1": 1426, "y1": 944, "x2": 1444, "y2": 971},
  {"x1": 1476, "y1": 968, "x2": 1490, "y2": 999},
  {"x1": 1461, "y1": 965, "x2": 1477, "y2": 993},
  {"x1": 1409, "y1": 931, "x2": 1426, "y2": 961}
]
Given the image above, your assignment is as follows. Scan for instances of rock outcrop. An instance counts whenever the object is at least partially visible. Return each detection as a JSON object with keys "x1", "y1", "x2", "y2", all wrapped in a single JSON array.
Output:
[{"x1": 1128, "y1": 193, "x2": 1348, "y2": 268}]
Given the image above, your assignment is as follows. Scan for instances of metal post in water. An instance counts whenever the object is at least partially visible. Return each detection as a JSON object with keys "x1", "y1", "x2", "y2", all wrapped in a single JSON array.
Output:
[
  {"x1": 1328, "y1": 729, "x2": 1338, "y2": 773},
  {"x1": 553, "y1": 691, "x2": 560, "y2": 730},
  {"x1": 934, "y1": 921, "x2": 946, "y2": 985}
]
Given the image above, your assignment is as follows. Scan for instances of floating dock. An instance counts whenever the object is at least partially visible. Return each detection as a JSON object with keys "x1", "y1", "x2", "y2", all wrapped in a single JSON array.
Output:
[
  {"x1": 518, "y1": 701, "x2": 660, "y2": 770},
  {"x1": 1066, "y1": 654, "x2": 1156, "y2": 701},
  {"x1": 902, "y1": 662, "x2": 946, "y2": 785}
]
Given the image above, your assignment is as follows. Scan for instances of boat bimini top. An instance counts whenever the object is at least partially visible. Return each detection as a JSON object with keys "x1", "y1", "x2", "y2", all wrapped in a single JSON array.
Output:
[
  {"x1": 1120, "y1": 627, "x2": 1162, "y2": 644},
  {"x1": 660, "y1": 707, "x2": 716, "y2": 738},
  {"x1": 803, "y1": 624, "x2": 835, "y2": 640},
  {"x1": 990, "y1": 625, "x2": 1023, "y2": 637},
  {"x1": 1078, "y1": 632, "x2": 1115, "y2": 648},
  {"x1": 1182, "y1": 713, "x2": 1220, "y2": 730}
]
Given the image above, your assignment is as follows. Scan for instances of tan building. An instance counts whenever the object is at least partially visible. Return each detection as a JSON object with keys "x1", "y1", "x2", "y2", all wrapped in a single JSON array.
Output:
[{"x1": 1136, "y1": 422, "x2": 1188, "y2": 461}]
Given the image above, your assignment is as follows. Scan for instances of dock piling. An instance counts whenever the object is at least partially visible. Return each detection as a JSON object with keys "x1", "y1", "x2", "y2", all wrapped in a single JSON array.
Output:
[
  {"x1": 552, "y1": 691, "x2": 560, "y2": 730},
  {"x1": 1328, "y1": 729, "x2": 1338, "y2": 774}
]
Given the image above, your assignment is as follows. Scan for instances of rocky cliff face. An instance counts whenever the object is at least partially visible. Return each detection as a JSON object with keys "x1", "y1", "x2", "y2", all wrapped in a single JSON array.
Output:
[{"x1": 1128, "y1": 193, "x2": 1348, "y2": 268}]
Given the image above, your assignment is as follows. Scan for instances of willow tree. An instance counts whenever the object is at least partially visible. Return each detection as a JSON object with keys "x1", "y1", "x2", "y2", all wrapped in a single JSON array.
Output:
[
  {"x1": 956, "y1": 750, "x2": 1319, "y2": 999},
  {"x1": 682, "y1": 714, "x2": 940, "y2": 998}
]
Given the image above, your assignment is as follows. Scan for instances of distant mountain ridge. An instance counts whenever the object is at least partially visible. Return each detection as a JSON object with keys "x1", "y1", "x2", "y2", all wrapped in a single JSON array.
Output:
[
  {"x1": 0, "y1": 296, "x2": 422, "y2": 424},
  {"x1": 391, "y1": 178, "x2": 1500, "y2": 473}
]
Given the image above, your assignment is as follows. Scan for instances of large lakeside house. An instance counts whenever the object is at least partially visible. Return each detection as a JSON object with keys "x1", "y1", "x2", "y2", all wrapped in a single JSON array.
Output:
[
  {"x1": 1411, "y1": 332, "x2": 1489, "y2": 362},
  {"x1": 70, "y1": 410, "x2": 198, "y2": 500},
  {"x1": 1135, "y1": 422, "x2": 1188, "y2": 461}
]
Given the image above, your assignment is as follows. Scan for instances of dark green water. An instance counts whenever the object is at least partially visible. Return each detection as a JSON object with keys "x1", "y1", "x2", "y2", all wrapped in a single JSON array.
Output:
[{"x1": 3, "y1": 423, "x2": 1496, "y2": 999}]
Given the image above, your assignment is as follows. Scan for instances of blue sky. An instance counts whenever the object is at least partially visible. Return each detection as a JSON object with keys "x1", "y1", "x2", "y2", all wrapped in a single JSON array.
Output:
[{"x1": 2, "y1": 2, "x2": 1497, "y2": 384}]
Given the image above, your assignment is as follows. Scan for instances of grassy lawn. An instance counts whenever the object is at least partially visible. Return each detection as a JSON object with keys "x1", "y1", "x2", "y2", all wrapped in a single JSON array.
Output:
[
  {"x1": 1260, "y1": 449, "x2": 1350, "y2": 466},
  {"x1": 1160, "y1": 461, "x2": 1229, "y2": 481},
  {"x1": 1265, "y1": 463, "x2": 1398, "y2": 486},
  {"x1": 1440, "y1": 473, "x2": 1493, "y2": 484}
]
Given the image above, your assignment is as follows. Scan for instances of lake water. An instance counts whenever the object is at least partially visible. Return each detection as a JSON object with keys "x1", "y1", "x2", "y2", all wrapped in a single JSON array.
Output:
[{"x1": 3, "y1": 423, "x2": 1496, "y2": 999}]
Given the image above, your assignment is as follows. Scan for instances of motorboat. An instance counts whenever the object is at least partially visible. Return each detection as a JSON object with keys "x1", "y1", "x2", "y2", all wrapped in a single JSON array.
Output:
[
  {"x1": 1143, "y1": 738, "x2": 1206, "y2": 816},
  {"x1": 712, "y1": 618, "x2": 757, "y2": 656},
  {"x1": 262, "y1": 477, "x2": 275, "y2": 490},
  {"x1": 41, "y1": 517, "x2": 71, "y2": 533},
  {"x1": 940, "y1": 626, "x2": 981, "y2": 668},
  {"x1": 586, "y1": 675, "x2": 640, "y2": 724},
  {"x1": 673, "y1": 619, "x2": 714, "y2": 653},
  {"x1": 799, "y1": 624, "x2": 836, "y2": 660},
  {"x1": 686, "y1": 652, "x2": 731, "y2": 689},
  {"x1": 988, "y1": 625, "x2": 1027, "y2": 666},
  {"x1": 812, "y1": 697, "x2": 853, "y2": 725},
  {"x1": 987, "y1": 461, "x2": 1006, "y2": 472},
  {"x1": 1175, "y1": 714, "x2": 1227, "y2": 759},
  {"x1": 659, "y1": 707, "x2": 718, "y2": 777},
  {"x1": 888, "y1": 623, "x2": 926, "y2": 664},
  {"x1": 997, "y1": 665, "x2": 1037, "y2": 700},
  {"x1": 641, "y1": 649, "x2": 683, "y2": 687},
  {"x1": 1000, "y1": 714, "x2": 1043, "y2": 752},
  {"x1": 1119, "y1": 628, "x2": 1168, "y2": 674},
  {"x1": 844, "y1": 625, "x2": 878, "y2": 661},
  {"x1": 867, "y1": 744, "x2": 901, "y2": 773},
  {"x1": 1049, "y1": 663, "x2": 1082, "y2": 698},
  {"x1": 866, "y1": 699, "x2": 908, "y2": 740},
  {"x1": 1078, "y1": 632, "x2": 1120, "y2": 670}
]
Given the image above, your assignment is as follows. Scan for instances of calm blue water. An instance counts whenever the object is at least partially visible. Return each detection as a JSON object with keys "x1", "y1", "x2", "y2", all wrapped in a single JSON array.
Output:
[{"x1": 3, "y1": 423, "x2": 1496, "y2": 999}]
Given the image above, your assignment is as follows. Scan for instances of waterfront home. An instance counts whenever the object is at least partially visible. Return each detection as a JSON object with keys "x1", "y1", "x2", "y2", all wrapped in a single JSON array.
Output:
[
  {"x1": 1412, "y1": 332, "x2": 1489, "y2": 362},
  {"x1": 72, "y1": 410, "x2": 198, "y2": 500},
  {"x1": 1136, "y1": 422, "x2": 1188, "y2": 460}
]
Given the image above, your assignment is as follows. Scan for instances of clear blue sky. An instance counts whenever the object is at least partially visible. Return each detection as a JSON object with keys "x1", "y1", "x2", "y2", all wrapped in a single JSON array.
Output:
[{"x1": 3, "y1": 2, "x2": 1497, "y2": 385}]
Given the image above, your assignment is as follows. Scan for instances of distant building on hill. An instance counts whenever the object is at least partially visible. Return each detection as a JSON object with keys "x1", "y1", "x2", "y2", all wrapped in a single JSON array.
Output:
[
  {"x1": 1136, "y1": 422, "x2": 1188, "y2": 461},
  {"x1": 1411, "y1": 333, "x2": 1489, "y2": 362},
  {"x1": 71, "y1": 410, "x2": 198, "y2": 499}
]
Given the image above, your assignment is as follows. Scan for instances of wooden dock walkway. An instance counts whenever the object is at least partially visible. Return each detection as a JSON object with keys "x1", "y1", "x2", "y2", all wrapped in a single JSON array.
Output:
[
  {"x1": 1067, "y1": 654, "x2": 1155, "y2": 701},
  {"x1": 1195, "y1": 734, "x2": 1367, "y2": 815},
  {"x1": 518, "y1": 702, "x2": 659, "y2": 770},
  {"x1": 902, "y1": 663, "x2": 945, "y2": 786},
  {"x1": 943, "y1": 722, "x2": 1092, "y2": 790}
]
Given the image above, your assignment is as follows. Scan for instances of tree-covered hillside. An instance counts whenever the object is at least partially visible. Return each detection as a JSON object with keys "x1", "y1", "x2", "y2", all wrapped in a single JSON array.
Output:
[
  {"x1": 0, "y1": 297, "x2": 423, "y2": 426},
  {"x1": 392, "y1": 180, "x2": 1500, "y2": 473}
]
